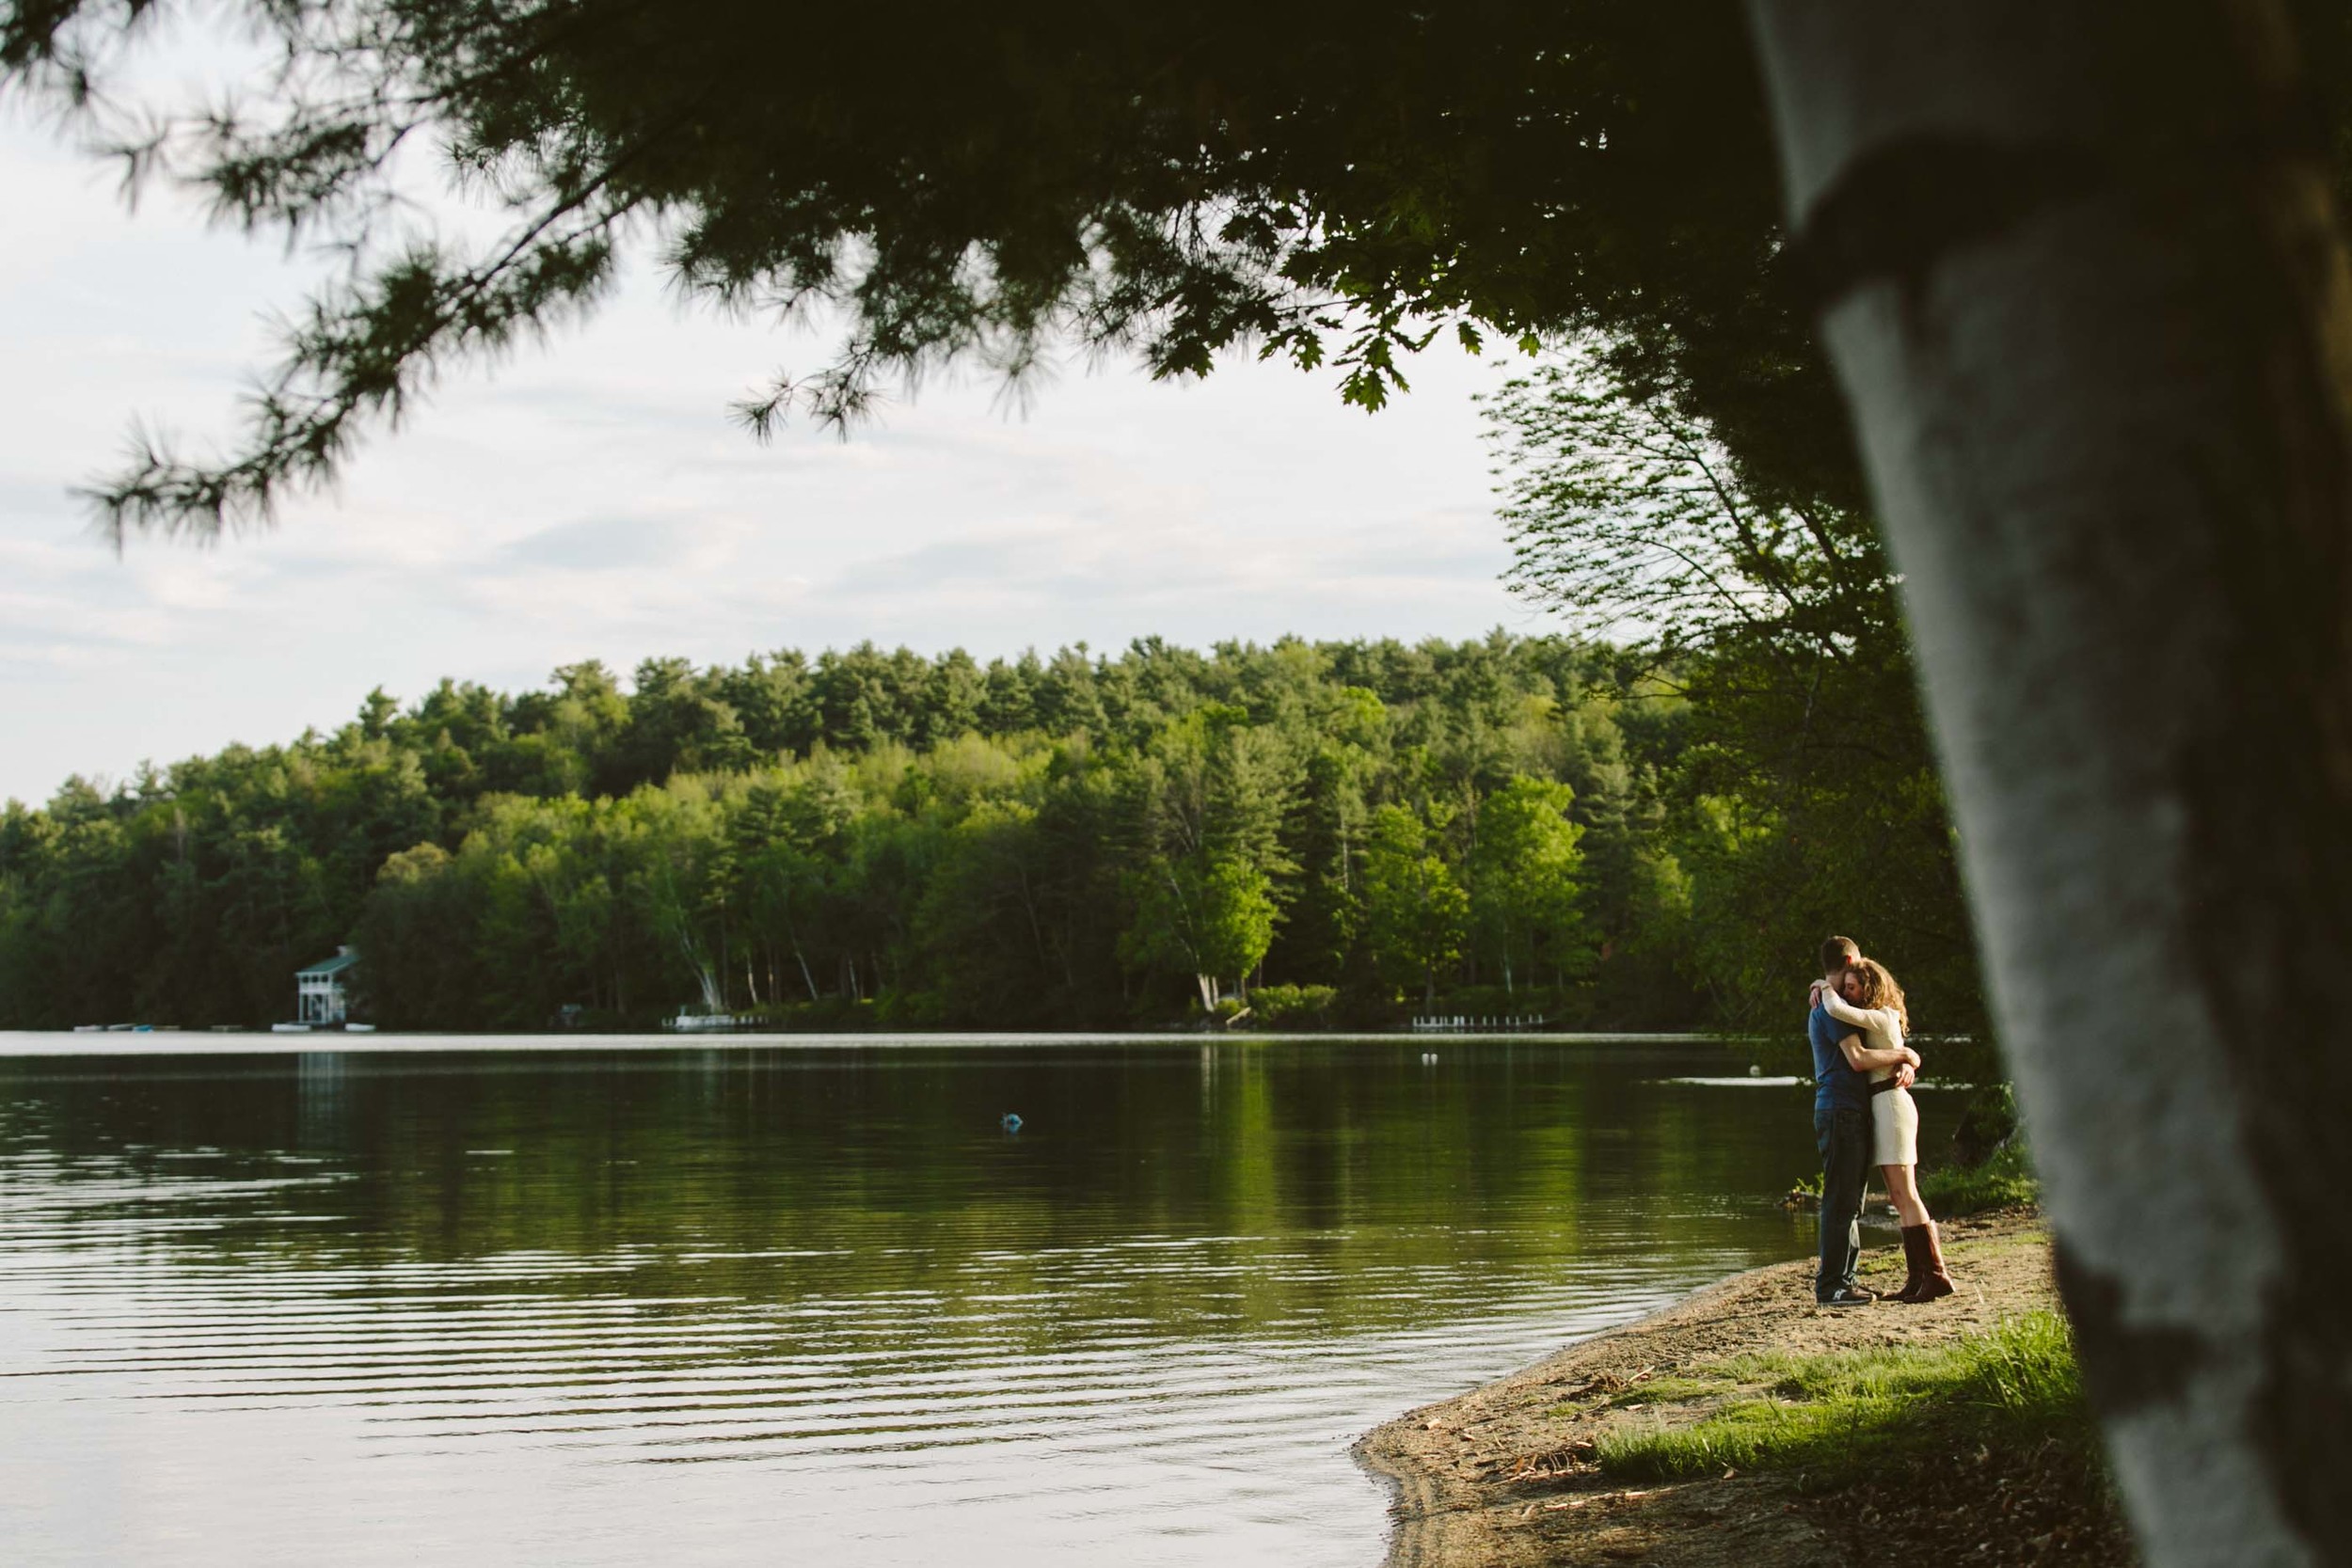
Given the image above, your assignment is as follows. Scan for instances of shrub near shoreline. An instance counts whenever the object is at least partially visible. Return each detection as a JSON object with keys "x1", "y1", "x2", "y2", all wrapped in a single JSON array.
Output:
[{"x1": 1921, "y1": 1142, "x2": 2038, "y2": 1217}]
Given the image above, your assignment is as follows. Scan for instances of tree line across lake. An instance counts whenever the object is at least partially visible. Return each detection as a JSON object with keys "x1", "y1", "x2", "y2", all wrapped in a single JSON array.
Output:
[
  {"x1": 2, "y1": 347, "x2": 1989, "y2": 1039},
  {"x1": 0, "y1": 625, "x2": 1981, "y2": 1037}
]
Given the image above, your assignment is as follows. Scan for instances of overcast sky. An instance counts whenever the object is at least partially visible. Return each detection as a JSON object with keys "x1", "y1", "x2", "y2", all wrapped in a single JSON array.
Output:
[{"x1": 1, "y1": 80, "x2": 1535, "y2": 809}]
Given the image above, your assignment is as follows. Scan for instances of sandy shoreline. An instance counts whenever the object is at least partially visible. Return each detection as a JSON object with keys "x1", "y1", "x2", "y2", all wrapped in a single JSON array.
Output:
[{"x1": 1356, "y1": 1211, "x2": 2080, "y2": 1566}]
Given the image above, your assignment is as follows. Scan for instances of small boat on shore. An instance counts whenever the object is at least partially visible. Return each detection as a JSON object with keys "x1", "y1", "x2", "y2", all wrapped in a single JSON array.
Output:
[{"x1": 271, "y1": 1022, "x2": 312, "y2": 1034}]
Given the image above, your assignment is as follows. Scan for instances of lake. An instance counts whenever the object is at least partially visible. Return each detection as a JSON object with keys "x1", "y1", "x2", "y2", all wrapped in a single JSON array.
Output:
[{"x1": 0, "y1": 1035, "x2": 1936, "y2": 1566}]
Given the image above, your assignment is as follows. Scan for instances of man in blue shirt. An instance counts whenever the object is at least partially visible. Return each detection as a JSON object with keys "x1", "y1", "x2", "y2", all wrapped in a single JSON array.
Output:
[{"x1": 1810, "y1": 935, "x2": 1920, "y2": 1306}]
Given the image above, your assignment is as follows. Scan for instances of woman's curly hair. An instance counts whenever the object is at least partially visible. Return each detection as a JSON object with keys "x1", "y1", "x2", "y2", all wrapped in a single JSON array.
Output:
[{"x1": 1853, "y1": 958, "x2": 1911, "y2": 1035}]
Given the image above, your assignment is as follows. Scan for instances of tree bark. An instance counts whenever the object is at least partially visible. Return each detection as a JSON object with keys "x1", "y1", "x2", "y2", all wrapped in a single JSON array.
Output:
[{"x1": 1745, "y1": 6, "x2": 2352, "y2": 1563}]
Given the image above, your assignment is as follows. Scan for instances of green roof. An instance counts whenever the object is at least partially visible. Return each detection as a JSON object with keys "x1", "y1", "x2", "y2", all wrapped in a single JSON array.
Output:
[{"x1": 296, "y1": 950, "x2": 358, "y2": 977}]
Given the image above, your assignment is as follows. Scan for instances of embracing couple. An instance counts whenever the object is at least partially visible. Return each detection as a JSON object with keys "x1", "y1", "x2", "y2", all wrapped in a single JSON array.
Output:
[{"x1": 1807, "y1": 934, "x2": 1956, "y2": 1307}]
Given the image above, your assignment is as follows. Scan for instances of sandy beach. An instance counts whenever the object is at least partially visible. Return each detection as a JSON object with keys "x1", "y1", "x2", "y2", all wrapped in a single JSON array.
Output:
[{"x1": 1358, "y1": 1211, "x2": 2132, "y2": 1566}]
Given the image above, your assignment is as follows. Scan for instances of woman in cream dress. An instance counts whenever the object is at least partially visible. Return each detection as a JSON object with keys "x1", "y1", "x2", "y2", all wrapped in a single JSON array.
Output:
[{"x1": 1819, "y1": 959, "x2": 1954, "y2": 1302}]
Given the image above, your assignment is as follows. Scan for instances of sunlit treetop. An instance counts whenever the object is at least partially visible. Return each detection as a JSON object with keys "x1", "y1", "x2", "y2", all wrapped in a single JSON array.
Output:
[{"x1": 3, "y1": 0, "x2": 1869, "y2": 539}]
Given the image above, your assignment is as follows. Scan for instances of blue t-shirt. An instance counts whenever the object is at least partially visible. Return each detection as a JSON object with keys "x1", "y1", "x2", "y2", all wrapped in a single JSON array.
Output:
[{"x1": 1809, "y1": 1002, "x2": 1871, "y2": 1113}]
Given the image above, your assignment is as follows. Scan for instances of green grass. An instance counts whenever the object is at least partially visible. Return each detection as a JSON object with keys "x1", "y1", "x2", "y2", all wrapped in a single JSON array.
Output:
[
  {"x1": 1596, "y1": 1311, "x2": 2091, "y2": 1485},
  {"x1": 1921, "y1": 1141, "x2": 2038, "y2": 1216}
]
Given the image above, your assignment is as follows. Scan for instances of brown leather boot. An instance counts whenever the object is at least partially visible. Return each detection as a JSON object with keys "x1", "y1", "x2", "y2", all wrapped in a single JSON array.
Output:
[
  {"x1": 1913, "y1": 1221, "x2": 1956, "y2": 1301},
  {"x1": 1893, "y1": 1225, "x2": 1929, "y2": 1303}
]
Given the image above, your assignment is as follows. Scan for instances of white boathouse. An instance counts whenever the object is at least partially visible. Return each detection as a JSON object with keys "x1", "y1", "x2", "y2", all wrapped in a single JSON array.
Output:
[{"x1": 295, "y1": 947, "x2": 358, "y2": 1025}]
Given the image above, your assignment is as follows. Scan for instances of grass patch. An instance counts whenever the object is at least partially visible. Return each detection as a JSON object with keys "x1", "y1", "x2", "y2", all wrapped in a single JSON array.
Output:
[
  {"x1": 1596, "y1": 1311, "x2": 2093, "y2": 1486},
  {"x1": 1921, "y1": 1141, "x2": 2038, "y2": 1216}
]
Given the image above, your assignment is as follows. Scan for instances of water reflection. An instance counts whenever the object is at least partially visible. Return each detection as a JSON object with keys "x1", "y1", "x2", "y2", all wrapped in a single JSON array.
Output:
[{"x1": 0, "y1": 1038, "x2": 1881, "y2": 1567}]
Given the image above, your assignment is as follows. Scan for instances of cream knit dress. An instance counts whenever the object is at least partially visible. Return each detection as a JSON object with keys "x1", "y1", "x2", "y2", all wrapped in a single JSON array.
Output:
[{"x1": 1820, "y1": 990, "x2": 1920, "y2": 1167}]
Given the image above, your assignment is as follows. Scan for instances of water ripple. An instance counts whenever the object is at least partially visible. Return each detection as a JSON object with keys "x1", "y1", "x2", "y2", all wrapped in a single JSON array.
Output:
[{"x1": 0, "y1": 1039, "x2": 1840, "y2": 1567}]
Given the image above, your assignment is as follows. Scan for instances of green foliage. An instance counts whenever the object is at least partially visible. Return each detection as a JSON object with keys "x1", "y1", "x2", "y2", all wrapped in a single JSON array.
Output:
[
  {"x1": 1245, "y1": 984, "x2": 1338, "y2": 1026},
  {"x1": 1597, "y1": 1311, "x2": 2093, "y2": 1485},
  {"x1": 1360, "y1": 805, "x2": 1471, "y2": 1006},
  {"x1": 1468, "y1": 776, "x2": 1592, "y2": 995},
  {"x1": 1490, "y1": 345, "x2": 1881, "y2": 663},
  {"x1": 1117, "y1": 705, "x2": 1296, "y2": 1009},
  {"x1": 1922, "y1": 1142, "x2": 2040, "y2": 1218},
  {"x1": 0, "y1": 635, "x2": 1692, "y2": 1030},
  {"x1": 1123, "y1": 855, "x2": 1279, "y2": 1010},
  {"x1": 2, "y1": 3, "x2": 1818, "y2": 539},
  {"x1": 1951, "y1": 1082, "x2": 2022, "y2": 1165},
  {"x1": 1489, "y1": 348, "x2": 1986, "y2": 1039}
]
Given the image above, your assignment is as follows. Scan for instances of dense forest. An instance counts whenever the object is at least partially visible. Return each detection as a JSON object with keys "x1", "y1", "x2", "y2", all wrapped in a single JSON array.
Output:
[
  {"x1": 0, "y1": 626, "x2": 1979, "y2": 1041},
  {"x1": 0, "y1": 635, "x2": 1697, "y2": 1031}
]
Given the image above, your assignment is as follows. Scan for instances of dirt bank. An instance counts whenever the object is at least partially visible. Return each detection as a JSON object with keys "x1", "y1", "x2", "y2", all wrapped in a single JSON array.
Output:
[{"x1": 1357, "y1": 1212, "x2": 2131, "y2": 1566}]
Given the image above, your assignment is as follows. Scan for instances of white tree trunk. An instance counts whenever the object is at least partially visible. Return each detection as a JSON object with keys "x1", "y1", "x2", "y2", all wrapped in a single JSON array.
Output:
[{"x1": 1745, "y1": 6, "x2": 2352, "y2": 1563}]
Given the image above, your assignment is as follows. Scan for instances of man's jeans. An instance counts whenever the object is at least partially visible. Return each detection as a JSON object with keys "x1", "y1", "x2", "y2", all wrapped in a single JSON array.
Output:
[{"x1": 1815, "y1": 1104, "x2": 1871, "y2": 1299}]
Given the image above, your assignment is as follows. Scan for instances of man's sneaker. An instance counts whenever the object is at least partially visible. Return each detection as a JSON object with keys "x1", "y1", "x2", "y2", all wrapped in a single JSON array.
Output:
[{"x1": 1816, "y1": 1287, "x2": 1875, "y2": 1307}]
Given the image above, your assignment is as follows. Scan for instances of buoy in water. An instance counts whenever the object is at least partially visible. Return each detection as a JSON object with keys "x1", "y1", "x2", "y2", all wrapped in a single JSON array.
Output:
[
  {"x1": 1749, "y1": 1064, "x2": 1762, "y2": 1078},
  {"x1": 1001, "y1": 1113, "x2": 1024, "y2": 1132},
  {"x1": 1421, "y1": 1053, "x2": 1438, "y2": 1065}
]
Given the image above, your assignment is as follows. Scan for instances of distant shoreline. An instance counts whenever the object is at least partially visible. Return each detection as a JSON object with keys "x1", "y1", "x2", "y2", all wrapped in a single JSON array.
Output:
[{"x1": 0, "y1": 1029, "x2": 1739, "y2": 1057}]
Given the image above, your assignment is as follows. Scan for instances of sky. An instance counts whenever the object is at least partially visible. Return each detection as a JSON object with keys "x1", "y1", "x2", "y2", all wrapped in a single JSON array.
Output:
[{"x1": 0, "y1": 51, "x2": 1536, "y2": 809}]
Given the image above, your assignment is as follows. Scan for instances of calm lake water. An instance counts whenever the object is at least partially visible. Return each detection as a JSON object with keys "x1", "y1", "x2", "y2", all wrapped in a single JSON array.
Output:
[{"x1": 0, "y1": 1035, "x2": 1938, "y2": 1567}]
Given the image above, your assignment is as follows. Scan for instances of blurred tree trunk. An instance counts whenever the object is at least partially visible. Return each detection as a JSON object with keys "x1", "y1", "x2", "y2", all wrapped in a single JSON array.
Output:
[{"x1": 1747, "y1": 5, "x2": 2352, "y2": 1561}]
